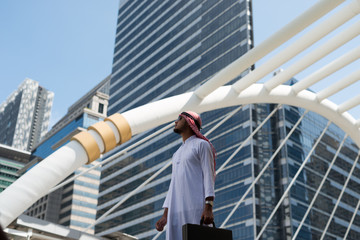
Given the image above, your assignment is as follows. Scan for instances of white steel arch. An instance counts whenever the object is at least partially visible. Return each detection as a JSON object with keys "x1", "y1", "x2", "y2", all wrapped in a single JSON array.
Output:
[{"x1": 0, "y1": 1, "x2": 359, "y2": 239}]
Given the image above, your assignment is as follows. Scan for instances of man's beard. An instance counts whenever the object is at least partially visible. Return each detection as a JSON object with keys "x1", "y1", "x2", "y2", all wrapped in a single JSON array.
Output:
[{"x1": 173, "y1": 128, "x2": 181, "y2": 134}]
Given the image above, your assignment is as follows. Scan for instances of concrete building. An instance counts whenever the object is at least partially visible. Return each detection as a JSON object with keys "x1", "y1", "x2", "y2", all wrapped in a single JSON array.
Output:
[
  {"x1": 27, "y1": 76, "x2": 110, "y2": 234},
  {"x1": 0, "y1": 78, "x2": 54, "y2": 151}
]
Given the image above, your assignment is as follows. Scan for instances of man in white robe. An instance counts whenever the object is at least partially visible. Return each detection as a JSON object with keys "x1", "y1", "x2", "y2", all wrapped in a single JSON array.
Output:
[{"x1": 155, "y1": 111, "x2": 216, "y2": 240}]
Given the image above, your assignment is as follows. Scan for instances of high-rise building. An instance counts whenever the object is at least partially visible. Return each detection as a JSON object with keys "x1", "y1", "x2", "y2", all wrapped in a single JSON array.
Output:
[
  {"x1": 253, "y1": 102, "x2": 360, "y2": 240},
  {"x1": 0, "y1": 78, "x2": 54, "y2": 151},
  {"x1": 97, "y1": 1, "x2": 254, "y2": 239},
  {"x1": 27, "y1": 76, "x2": 110, "y2": 234}
]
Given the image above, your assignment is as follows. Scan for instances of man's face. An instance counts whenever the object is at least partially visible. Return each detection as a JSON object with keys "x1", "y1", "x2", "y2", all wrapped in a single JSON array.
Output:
[{"x1": 174, "y1": 115, "x2": 188, "y2": 134}]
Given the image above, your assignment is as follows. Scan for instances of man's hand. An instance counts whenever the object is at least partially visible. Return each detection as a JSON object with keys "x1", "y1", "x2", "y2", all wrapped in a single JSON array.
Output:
[
  {"x1": 201, "y1": 204, "x2": 214, "y2": 225},
  {"x1": 156, "y1": 208, "x2": 168, "y2": 231}
]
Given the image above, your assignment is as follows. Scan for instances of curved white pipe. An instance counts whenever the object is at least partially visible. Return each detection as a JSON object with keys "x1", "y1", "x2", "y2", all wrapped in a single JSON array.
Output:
[
  {"x1": 123, "y1": 84, "x2": 360, "y2": 146},
  {"x1": 0, "y1": 141, "x2": 88, "y2": 227},
  {"x1": 1, "y1": 84, "x2": 359, "y2": 228}
]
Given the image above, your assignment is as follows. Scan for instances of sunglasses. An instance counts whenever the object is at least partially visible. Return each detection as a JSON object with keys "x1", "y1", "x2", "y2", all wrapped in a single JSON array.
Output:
[{"x1": 178, "y1": 112, "x2": 201, "y2": 130}]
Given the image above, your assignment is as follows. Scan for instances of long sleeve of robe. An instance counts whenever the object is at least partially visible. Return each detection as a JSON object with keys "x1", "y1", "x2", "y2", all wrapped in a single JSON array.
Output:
[{"x1": 162, "y1": 135, "x2": 215, "y2": 240}]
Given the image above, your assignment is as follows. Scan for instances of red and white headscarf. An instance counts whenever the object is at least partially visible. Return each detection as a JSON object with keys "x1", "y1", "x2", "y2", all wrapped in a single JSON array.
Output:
[{"x1": 180, "y1": 111, "x2": 216, "y2": 177}]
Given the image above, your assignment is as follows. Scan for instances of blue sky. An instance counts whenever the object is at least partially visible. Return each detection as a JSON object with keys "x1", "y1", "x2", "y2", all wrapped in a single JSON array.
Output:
[
  {"x1": 0, "y1": 0, "x2": 119, "y2": 126},
  {"x1": 1, "y1": 1, "x2": 359, "y2": 128}
]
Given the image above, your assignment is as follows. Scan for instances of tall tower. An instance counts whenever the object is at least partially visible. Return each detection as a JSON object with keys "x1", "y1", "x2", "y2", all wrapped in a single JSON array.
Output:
[
  {"x1": 0, "y1": 78, "x2": 54, "y2": 151},
  {"x1": 97, "y1": 1, "x2": 254, "y2": 239}
]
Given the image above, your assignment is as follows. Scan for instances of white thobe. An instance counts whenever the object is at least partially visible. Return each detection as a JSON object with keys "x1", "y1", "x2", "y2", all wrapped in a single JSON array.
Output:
[{"x1": 163, "y1": 135, "x2": 215, "y2": 240}]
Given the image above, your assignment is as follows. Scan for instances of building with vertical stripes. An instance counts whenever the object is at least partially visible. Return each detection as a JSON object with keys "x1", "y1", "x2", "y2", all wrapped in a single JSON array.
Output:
[{"x1": 97, "y1": 1, "x2": 254, "y2": 239}]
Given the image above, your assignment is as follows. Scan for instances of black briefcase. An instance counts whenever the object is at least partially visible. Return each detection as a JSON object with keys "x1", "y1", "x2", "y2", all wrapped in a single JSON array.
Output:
[{"x1": 182, "y1": 221, "x2": 233, "y2": 240}]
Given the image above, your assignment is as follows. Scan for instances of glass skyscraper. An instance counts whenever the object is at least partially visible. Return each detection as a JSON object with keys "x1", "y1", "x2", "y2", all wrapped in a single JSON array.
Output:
[
  {"x1": 98, "y1": 0, "x2": 254, "y2": 239},
  {"x1": 96, "y1": 1, "x2": 360, "y2": 240},
  {"x1": 269, "y1": 104, "x2": 360, "y2": 240}
]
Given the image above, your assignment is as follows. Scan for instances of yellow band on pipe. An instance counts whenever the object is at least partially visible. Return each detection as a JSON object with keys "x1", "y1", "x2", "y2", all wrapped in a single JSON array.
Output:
[
  {"x1": 105, "y1": 113, "x2": 132, "y2": 144},
  {"x1": 71, "y1": 131, "x2": 100, "y2": 163},
  {"x1": 88, "y1": 121, "x2": 117, "y2": 153}
]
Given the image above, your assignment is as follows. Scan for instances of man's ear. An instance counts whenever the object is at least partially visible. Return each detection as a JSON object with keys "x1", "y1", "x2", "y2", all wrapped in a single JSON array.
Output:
[{"x1": 187, "y1": 124, "x2": 195, "y2": 134}]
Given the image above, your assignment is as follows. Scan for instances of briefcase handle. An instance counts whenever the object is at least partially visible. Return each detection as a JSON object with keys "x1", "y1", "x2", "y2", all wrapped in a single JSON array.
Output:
[{"x1": 200, "y1": 218, "x2": 216, "y2": 228}]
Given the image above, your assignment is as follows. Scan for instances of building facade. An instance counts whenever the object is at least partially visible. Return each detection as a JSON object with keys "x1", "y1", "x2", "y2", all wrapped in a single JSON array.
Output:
[
  {"x1": 27, "y1": 76, "x2": 110, "y2": 234},
  {"x1": 97, "y1": 0, "x2": 254, "y2": 239},
  {"x1": 0, "y1": 144, "x2": 30, "y2": 192},
  {"x1": 269, "y1": 104, "x2": 360, "y2": 240},
  {"x1": 0, "y1": 78, "x2": 54, "y2": 151}
]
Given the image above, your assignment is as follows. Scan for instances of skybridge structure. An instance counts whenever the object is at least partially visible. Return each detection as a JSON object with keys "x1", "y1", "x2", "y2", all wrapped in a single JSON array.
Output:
[{"x1": 1, "y1": 0, "x2": 360, "y2": 239}]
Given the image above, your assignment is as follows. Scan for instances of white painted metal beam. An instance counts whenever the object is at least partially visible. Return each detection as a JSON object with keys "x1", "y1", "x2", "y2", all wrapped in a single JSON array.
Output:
[
  {"x1": 317, "y1": 69, "x2": 360, "y2": 102},
  {"x1": 344, "y1": 199, "x2": 360, "y2": 239},
  {"x1": 320, "y1": 152, "x2": 360, "y2": 240},
  {"x1": 194, "y1": 0, "x2": 345, "y2": 99},
  {"x1": 216, "y1": 105, "x2": 281, "y2": 175},
  {"x1": 256, "y1": 127, "x2": 347, "y2": 240},
  {"x1": 292, "y1": 45, "x2": 360, "y2": 94},
  {"x1": 264, "y1": 20, "x2": 360, "y2": 91},
  {"x1": 291, "y1": 131, "x2": 350, "y2": 240},
  {"x1": 232, "y1": 0, "x2": 360, "y2": 94},
  {"x1": 338, "y1": 94, "x2": 360, "y2": 113},
  {"x1": 221, "y1": 109, "x2": 308, "y2": 229}
]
